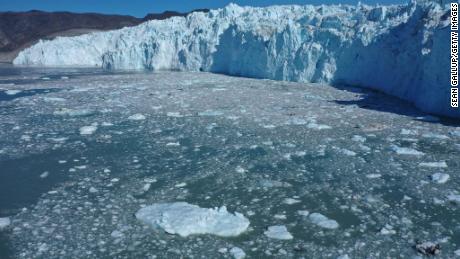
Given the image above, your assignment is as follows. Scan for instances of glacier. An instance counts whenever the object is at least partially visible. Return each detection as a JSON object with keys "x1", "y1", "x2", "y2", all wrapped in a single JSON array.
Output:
[{"x1": 13, "y1": 2, "x2": 457, "y2": 118}]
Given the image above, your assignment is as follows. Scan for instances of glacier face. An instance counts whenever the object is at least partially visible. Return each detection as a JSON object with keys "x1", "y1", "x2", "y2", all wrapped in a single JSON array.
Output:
[{"x1": 13, "y1": 2, "x2": 456, "y2": 118}]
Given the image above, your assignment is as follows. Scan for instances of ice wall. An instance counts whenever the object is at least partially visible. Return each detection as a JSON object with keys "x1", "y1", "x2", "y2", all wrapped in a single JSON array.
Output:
[{"x1": 14, "y1": 2, "x2": 457, "y2": 118}]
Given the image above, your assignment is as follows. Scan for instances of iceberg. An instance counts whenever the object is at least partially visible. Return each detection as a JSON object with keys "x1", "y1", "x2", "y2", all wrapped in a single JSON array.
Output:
[
  {"x1": 135, "y1": 202, "x2": 250, "y2": 237},
  {"x1": 13, "y1": 2, "x2": 457, "y2": 118}
]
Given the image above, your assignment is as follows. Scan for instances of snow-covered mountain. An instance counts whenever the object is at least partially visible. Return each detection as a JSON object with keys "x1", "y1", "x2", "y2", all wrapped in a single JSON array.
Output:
[{"x1": 13, "y1": 2, "x2": 456, "y2": 118}]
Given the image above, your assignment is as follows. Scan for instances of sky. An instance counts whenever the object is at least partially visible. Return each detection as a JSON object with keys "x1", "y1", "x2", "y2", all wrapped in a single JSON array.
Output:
[{"x1": 0, "y1": 0, "x2": 406, "y2": 18}]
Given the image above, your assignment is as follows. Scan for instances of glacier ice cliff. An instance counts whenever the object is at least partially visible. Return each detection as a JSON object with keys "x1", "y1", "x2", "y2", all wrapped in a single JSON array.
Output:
[{"x1": 14, "y1": 2, "x2": 457, "y2": 118}]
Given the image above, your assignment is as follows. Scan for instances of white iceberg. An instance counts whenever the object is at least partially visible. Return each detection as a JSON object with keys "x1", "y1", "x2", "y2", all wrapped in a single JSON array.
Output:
[{"x1": 135, "y1": 202, "x2": 250, "y2": 237}]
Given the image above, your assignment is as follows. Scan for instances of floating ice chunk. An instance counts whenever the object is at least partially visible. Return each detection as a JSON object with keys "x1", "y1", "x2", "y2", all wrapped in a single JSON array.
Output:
[
  {"x1": 431, "y1": 173, "x2": 449, "y2": 184},
  {"x1": 54, "y1": 108, "x2": 94, "y2": 117},
  {"x1": 447, "y1": 194, "x2": 460, "y2": 204},
  {"x1": 79, "y1": 125, "x2": 97, "y2": 135},
  {"x1": 20, "y1": 135, "x2": 31, "y2": 141},
  {"x1": 0, "y1": 217, "x2": 11, "y2": 230},
  {"x1": 61, "y1": 76, "x2": 69, "y2": 80},
  {"x1": 263, "y1": 124, "x2": 276, "y2": 129},
  {"x1": 455, "y1": 249, "x2": 460, "y2": 256},
  {"x1": 48, "y1": 137, "x2": 68, "y2": 143},
  {"x1": 110, "y1": 230, "x2": 123, "y2": 239},
  {"x1": 230, "y1": 247, "x2": 246, "y2": 259},
  {"x1": 166, "y1": 112, "x2": 182, "y2": 117},
  {"x1": 339, "y1": 148, "x2": 356, "y2": 157},
  {"x1": 235, "y1": 166, "x2": 246, "y2": 173},
  {"x1": 307, "y1": 122, "x2": 332, "y2": 130},
  {"x1": 144, "y1": 178, "x2": 157, "y2": 183},
  {"x1": 273, "y1": 213, "x2": 286, "y2": 220},
  {"x1": 351, "y1": 135, "x2": 366, "y2": 142},
  {"x1": 264, "y1": 225, "x2": 293, "y2": 240},
  {"x1": 89, "y1": 187, "x2": 98, "y2": 193},
  {"x1": 142, "y1": 183, "x2": 151, "y2": 192},
  {"x1": 337, "y1": 255, "x2": 350, "y2": 259},
  {"x1": 5, "y1": 90, "x2": 22, "y2": 95},
  {"x1": 309, "y1": 213, "x2": 339, "y2": 229},
  {"x1": 128, "y1": 113, "x2": 146, "y2": 121},
  {"x1": 391, "y1": 145, "x2": 424, "y2": 156},
  {"x1": 135, "y1": 202, "x2": 250, "y2": 237},
  {"x1": 294, "y1": 151, "x2": 306, "y2": 156},
  {"x1": 39, "y1": 171, "x2": 49, "y2": 179},
  {"x1": 380, "y1": 224, "x2": 396, "y2": 235},
  {"x1": 419, "y1": 162, "x2": 448, "y2": 168},
  {"x1": 366, "y1": 173, "x2": 382, "y2": 179},
  {"x1": 198, "y1": 110, "x2": 224, "y2": 116},
  {"x1": 218, "y1": 247, "x2": 227, "y2": 253},
  {"x1": 297, "y1": 210, "x2": 310, "y2": 217},
  {"x1": 400, "y1": 129, "x2": 418, "y2": 135},
  {"x1": 283, "y1": 198, "x2": 301, "y2": 205},
  {"x1": 43, "y1": 97, "x2": 66, "y2": 102},
  {"x1": 289, "y1": 118, "x2": 308, "y2": 125},
  {"x1": 166, "y1": 142, "x2": 180, "y2": 147},
  {"x1": 175, "y1": 182, "x2": 187, "y2": 188}
]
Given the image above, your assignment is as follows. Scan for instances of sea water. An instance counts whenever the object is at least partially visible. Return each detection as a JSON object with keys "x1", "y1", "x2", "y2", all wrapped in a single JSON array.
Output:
[{"x1": 0, "y1": 65, "x2": 459, "y2": 258}]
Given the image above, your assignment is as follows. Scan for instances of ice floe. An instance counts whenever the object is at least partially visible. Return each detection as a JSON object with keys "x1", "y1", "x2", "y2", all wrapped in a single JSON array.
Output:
[
  {"x1": 135, "y1": 202, "x2": 250, "y2": 237},
  {"x1": 264, "y1": 225, "x2": 293, "y2": 240},
  {"x1": 128, "y1": 113, "x2": 146, "y2": 121},
  {"x1": 79, "y1": 125, "x2": 98, "y2": 135},
  {"x1": 309, "y1": 213, "x2": 339, "y2": 229},
  {"x1": 430, "y1": 173, "x2": 450, "y2": 184},
  {"x1": 230, "y1": 247, "x2": 246, "y2": 259},
  {"x1": 391, "y1": 145, "x2": 424, "y2": 156},
  {"x1": 419, "y1": 161, "x2": 448, "y2": 168}
]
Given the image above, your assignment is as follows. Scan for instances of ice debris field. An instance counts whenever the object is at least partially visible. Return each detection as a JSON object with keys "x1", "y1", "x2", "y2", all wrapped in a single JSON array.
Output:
[
  {"x1": 14, "y1": 2, "x2": 457, "y2": 118},
  {"x1": 0, "y1": 67, "x2": 459, "y2": 258}
]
